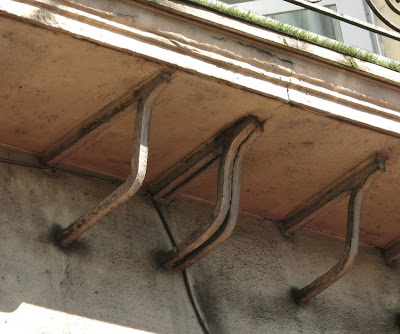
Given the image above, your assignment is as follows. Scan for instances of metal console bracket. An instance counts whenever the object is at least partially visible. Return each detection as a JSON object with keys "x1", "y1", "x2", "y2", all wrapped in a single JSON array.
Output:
[
  {"x1": 281, "y1": 155, "x2": 386, "y2": 304},
  {"x1": 149, "y1": 116, "x2": 263, "y2": 271},
  {"x1": 56, "y1": 73, "x2": 170, "y2": 247}
]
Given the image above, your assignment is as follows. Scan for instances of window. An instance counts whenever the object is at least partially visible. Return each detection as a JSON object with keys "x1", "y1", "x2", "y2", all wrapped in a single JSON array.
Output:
[
  {"x1": 269, "y1": 5, "x2": 343, "y2": 42},
  {"x1": 222, "y1": 0, "x2": 384, "y2": 55}
]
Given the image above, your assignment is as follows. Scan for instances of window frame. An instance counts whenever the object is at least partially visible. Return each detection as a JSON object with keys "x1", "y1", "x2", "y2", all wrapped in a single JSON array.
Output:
[{"x1": 231, "y1": 0, "x2": 381, "y2": 53}]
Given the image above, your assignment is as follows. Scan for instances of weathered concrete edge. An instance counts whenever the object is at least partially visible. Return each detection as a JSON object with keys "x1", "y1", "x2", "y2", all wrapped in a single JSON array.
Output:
[
  {"x1": 134, "y1": 0, "x2": 400, "y2": 84},
  {"x1": 2, "y1": 0, "x2": 400, "y2": 137}
]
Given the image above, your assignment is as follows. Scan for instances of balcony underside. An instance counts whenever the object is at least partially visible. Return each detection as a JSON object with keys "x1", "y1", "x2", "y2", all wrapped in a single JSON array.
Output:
[{"x1": 1, "y1": 1, "x2": 400, "y2": 250}]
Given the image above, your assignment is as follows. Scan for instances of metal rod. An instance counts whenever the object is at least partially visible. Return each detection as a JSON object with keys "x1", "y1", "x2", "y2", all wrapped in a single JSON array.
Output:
[
  {"x1": 386, "y1": 0, "x2": 400, "y2": 16},
  {"x1": 284, "y1": 0, "x2": 400, "y2": 41},
  {"x1": 147, "y1": 196, "x2": 211, "y2": 334},
  {"x1": 148, "y1": 117, "x2": 260, "y2": 200},
  {"x1": 163, "y1": 117, "x2": 263, "y2": 270},
  {"x1": 163, "y1": 120, "x2": 256, "y2": 268},
  {"x1": 385, "y1": 237, "x2": 400, "y2": 263},
  {"x1": 149, "y1": 145, "x2": 223, "y2": 200},
  {"x1": 41, "y1": 72, "x2": 171, "y2": 166},
  {"x1": 56, "y1": 73, "x2": 170, "y2": 247},
  {"x1": 172, "y1": 123, "x2": 263, "y2": 270},
  {"x1": 0, "y1": 156, "x2": 124, "y2": 185},
  {"x1": 292, "y1": 164, "x2": 385, "y2": 304},
  {"x1": 366, "y1": 0, "x2": 400, "y2": 34},
  {"x1": 282, "y1": 155, "x2": 386, "y2": 234}
]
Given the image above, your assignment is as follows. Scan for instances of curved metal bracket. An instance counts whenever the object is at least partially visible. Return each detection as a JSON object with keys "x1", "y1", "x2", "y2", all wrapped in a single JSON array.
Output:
[
  {"x1": 291, "y1": 157, "x2": 385, "y2": 304},
  {"x1": 155, "y1": 117, "x2": 263, "y2": 271},
  {"x1": 366, "y1": 0, "x2": 400, "y2": 34},
  {"x1": 282, "y1": 156, "x2": 386, "y2": 235},
  {"x1": 386, "y1": 0, "x2": 400, "y2": 15},
  {"x1": 56, "y1": 73, "x2": 170, "y2": 247}
]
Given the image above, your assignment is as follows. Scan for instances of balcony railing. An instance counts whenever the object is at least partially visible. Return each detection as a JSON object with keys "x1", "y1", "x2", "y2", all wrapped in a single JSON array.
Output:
[{"x1": 186, "y1": 0, "x2": 400, "y2": 70}]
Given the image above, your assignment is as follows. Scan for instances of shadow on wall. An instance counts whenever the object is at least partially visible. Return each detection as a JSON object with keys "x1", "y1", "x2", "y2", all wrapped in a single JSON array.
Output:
[
  {"x1": 1, "y1": 163, "x2": 400, "y2": 334},
  {"x1": 157, "y1": 195, "x2": 400, "y2": 334},
  {"x1": 0, "y1": 164, "x2": 201, "y2": 334}
]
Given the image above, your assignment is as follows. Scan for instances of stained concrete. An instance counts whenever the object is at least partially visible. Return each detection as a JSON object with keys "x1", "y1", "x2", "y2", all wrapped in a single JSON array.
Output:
[
  {"x1": 1, "y1": 0, "x2": 400, "y2": 259},
  {"x1": 0, "y1": 162, "x2": 201, "y2": 334},
  {"x1": 0, "y1": 160, "x2": 399, "y2": 333},
  {"x1": 160, "y1": 195, "x2": 400, "y2": 334},
  {"x1": 0, "y1": 16, "x2": 163, "y2": 153}
]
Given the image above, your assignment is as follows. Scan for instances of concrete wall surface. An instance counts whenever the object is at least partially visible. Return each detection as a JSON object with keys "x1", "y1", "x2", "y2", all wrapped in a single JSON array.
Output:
[{"x1": 0, "y1": 162, "x2": 399, "y2": 334}]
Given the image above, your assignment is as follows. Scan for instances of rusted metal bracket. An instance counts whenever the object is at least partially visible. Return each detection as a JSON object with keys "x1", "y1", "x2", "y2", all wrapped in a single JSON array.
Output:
[
  {"x1": 290, "y1": 156, "x2": 385, "y2": 304},
  {"x1": 41, "y1": 72, "x2": 171, "y2": 167},
  {"x1": 281, "y1": 155, "x2": 386, "y2": 234},
  {"x1": 385, "y1": 237, "x2": 400, "y2": 263},
  {"x1": 152, "y1": 117, "x2": 263, "y2": 270},
  {"x1": 56, "y1": 73, "x2": 170, "y2": 247}
]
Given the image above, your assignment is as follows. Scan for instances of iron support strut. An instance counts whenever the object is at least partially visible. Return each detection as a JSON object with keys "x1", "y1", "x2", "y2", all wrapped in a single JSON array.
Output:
[
  {"x1": 282, "y1": 155, "x2": 386, "y2": 234},
  {"x1": 148, "y1": 117, "x2": 262, "y2": 201},
  {"x1": 56, "y1": 73, "x2": 170, "y2": 247},
  {"x1": 153, "y1": 117, "x2": 263, "y2": 271},
  {"x1": 291, "y1": 156, "x2": 385, "y2": 303}
]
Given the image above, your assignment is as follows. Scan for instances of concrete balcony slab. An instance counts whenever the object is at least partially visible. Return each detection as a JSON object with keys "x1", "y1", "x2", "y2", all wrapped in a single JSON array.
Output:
[{"x1": 1, "y1": 0, "x2": 400, "y2": 250}]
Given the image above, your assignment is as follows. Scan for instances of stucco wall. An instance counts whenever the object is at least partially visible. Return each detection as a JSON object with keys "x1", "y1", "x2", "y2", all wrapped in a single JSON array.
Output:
[{"x1": 0, "y1": 162, "x2": 399, "y2": 334}]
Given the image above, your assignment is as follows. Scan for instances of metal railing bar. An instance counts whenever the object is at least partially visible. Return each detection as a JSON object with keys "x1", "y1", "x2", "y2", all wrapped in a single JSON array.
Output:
[
  {"x1": 386, "y1": 0, "x2": 400, "y2": 16},
  {"x1": 283, "y1": 0, "x2": 400, "y2": 41},
  {"x1": 366, "y1": 0, "x2": 400, "y2": 33}
]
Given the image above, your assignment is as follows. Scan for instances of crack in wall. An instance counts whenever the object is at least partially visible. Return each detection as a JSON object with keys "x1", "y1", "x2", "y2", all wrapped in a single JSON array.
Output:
[{"x1": 237, "y1": 41, "x2": 294, "y2": 67}]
